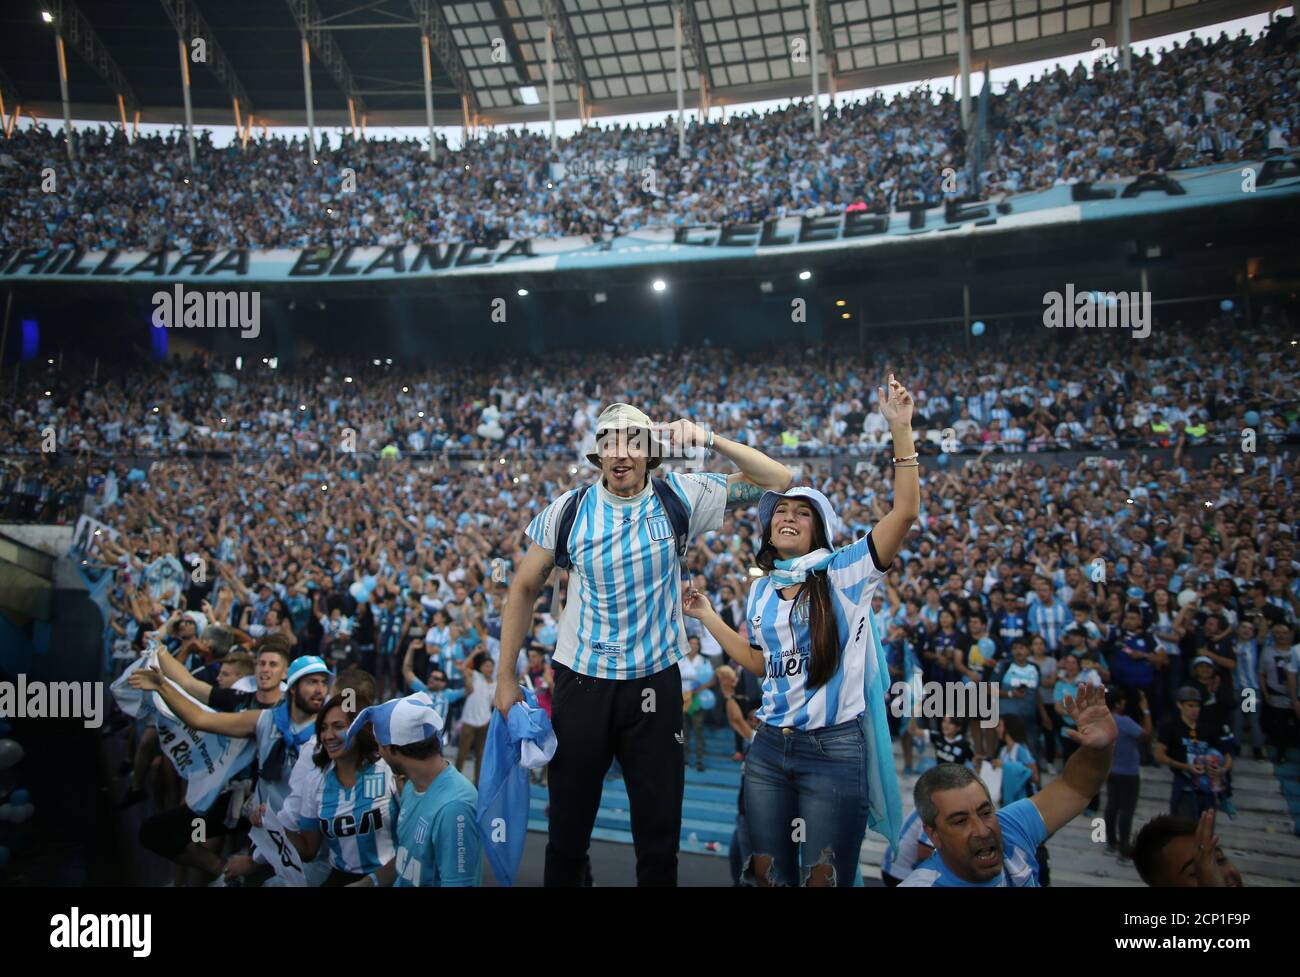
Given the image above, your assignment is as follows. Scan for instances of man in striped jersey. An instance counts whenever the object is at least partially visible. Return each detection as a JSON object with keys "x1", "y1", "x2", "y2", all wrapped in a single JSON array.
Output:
[{"x1": 496, "y1": 403, "x2": 791, "y2": 886}]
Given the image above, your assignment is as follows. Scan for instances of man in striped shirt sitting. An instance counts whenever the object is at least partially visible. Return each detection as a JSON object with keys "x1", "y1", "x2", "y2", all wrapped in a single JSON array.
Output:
[{"x1": 495, "y1": 403, "x2": 791, "y2": 886}]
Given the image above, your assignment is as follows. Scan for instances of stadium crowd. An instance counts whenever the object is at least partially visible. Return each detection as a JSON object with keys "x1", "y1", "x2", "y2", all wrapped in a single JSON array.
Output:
[
  {"x1": 2, "y1": 314, "x2": 1296, "y2": 479},
  {"x1": 0, "y1": 315, "x2": 1279, "y2": 885},
  {"x1": 1, "y1": 21, "x2": 1296, "y2": 253}
]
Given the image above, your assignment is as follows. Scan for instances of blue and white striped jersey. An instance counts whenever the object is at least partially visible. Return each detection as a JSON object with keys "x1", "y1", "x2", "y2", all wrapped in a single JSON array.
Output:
[
  {"x1": 526, "y1": 471, "x2": 727, "y2": 680},
  {"x1": 747, "y1": 532, "x2": 890, "y2": 730},
  {"x1": 298, "y1": 759, "x2": 399, "y2": 875},
  {"x1": 881, "y1": 809, "x2": 932, "y2": 880}
]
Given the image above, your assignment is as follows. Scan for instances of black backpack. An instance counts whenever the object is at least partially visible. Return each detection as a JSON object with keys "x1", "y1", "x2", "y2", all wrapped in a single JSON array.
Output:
[{"x1": 553, "y1": 477, "x2": 691, "y2": 570}]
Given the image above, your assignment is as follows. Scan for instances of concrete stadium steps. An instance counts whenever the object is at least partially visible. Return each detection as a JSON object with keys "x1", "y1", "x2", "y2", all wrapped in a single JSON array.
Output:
[{"x1": 525, "y1": 727, "x2": 1300, "y2": 886}]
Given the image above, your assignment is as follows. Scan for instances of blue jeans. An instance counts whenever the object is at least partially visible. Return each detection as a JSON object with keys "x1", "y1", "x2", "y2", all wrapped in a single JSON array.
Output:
[
  {"x1": 742, "y1": 718, "x2": 868, "y2": 887},
  {"x1": 1170, "y1": 775, "x2": 1216, "y2": 821}
]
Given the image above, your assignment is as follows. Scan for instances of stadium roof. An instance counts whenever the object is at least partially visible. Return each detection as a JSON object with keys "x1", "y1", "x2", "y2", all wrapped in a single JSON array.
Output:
[{"x1": 0, "y1": 0, "x2": 1282, "y2": 129}]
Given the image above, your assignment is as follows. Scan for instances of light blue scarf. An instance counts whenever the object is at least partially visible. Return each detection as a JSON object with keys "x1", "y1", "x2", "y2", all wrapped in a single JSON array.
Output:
[{"x1": 771, "y1": 548, "x2": 836, "y2": 588}]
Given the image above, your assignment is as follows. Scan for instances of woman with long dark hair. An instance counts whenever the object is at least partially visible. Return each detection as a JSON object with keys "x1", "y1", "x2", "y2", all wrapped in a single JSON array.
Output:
[
  {"x1": 684, "y1": 375, "x2": 920, "y2": 886},
  {"x1": 286, "y1": 692, "x2": 398, "y2": 886}
]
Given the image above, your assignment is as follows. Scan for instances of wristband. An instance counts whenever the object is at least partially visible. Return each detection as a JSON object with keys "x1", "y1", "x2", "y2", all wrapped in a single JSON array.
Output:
[
  {"x1": 706, "y1": 429, "x2": 715, "y2": 451},
  {"x1": 892, "y1": 452, "x2": 919, "y2": 463}
]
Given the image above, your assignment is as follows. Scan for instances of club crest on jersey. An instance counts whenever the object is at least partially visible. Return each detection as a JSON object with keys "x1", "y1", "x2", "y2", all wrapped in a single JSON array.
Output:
[
  {"x1": 791, "y1": 599, "x2": 810, "y2": 626},
  {"x1": 647, "y1": 515, "x2": 673, "y2": 541},
  {"x1": 414, "y1": 817, "x2": 430, "y2": 845}
]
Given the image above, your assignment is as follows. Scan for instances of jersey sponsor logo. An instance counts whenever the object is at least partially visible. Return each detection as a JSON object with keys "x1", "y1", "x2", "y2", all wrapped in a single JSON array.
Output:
[
  {"x1": 589, "y1": 640, "x2": 623, "y2": 657},
  {"x1": 767, "y1": 649, "x2": 809, "y2": 679},
  {"x1": 319, "y1": 808, "x2": 385, "y2": 839}
]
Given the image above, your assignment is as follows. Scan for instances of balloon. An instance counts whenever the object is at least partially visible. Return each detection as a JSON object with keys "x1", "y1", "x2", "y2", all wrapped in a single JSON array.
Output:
[
  {"x1": 1177, "y1": 589, "x2": 1199, "y2": 609},
  {"x1": 7, "y1": 789, "x2": 30, "y2": 806},
  {"x1": 971, "y1": 321, "x2": 985, "y2": 336},
  {"x1": 695, "y1": 689, "x2": 717, "y2": 711},
  {"x1": 937, "y1": 452, "x2": 950, "y2": 466},
  {"x1": 1219, "y1": 299, "x2": 1234, "y2": 312},
  {"x1": 1244, "y1": 410, "x2": 1260, "y2": 427},
  {"x1": 0, "y1": 739, "x2": 23, "y2": 771}
]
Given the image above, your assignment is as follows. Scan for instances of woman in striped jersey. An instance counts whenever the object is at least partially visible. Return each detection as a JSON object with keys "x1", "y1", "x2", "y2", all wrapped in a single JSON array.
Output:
[
  {"x1": 684, "y1": 374, "x2": 920, "y2": 886},
  {"x1": 287, "y1": 693, "x2": 400, "y2": 886}
]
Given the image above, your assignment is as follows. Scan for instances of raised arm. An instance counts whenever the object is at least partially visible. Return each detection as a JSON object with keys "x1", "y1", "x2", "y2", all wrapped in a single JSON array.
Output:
[
  {"x1": 868, "y1": 375, "x2": 920, "y2": 567},
  {"x1": 127, "y1": 667, "x2": 260, "y2": 738},
  {"x1": 656, "y1": 419, "x2": 793, "y2": 507},
  {"x1": 155, "y1": 647, "x2": 216, "y2": 705},
  {"x1": 1031, "y1": 683, "x2": 1116, "y2": 834}
]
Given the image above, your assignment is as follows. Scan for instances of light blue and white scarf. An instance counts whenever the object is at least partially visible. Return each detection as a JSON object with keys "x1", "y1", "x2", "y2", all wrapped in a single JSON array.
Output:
[{"x1": 770, "y1": 548, "x2": 835, "y2": 588}]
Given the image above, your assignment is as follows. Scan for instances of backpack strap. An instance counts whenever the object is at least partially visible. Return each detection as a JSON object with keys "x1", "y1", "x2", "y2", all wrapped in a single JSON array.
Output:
[
  {"x1": 552, "y1": 484, "x2": 592, "y2": 570},
  {"x1": 651, "y1": 476, "x2": 691, "y2": 561},
  {"x1": 555, "y1": 478, "x2": 689, "y2": 569}
]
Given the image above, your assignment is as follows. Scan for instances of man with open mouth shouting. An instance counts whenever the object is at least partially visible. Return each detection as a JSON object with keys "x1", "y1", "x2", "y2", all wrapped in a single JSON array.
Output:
[
  {"x1": 902, "y1": 682, "x2": 1117, "y2": 886},
  {"x1": 494, "y1": 402, "x2": 791, "y2": 886}
]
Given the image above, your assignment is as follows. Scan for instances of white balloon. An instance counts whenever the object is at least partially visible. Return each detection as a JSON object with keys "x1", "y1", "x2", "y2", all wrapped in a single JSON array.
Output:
[{"x1": 0, "y1": 738, "x2": 23, "y2": 770}]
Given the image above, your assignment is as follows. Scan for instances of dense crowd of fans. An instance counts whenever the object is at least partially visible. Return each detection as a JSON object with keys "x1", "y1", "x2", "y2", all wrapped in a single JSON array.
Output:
[
  {"x1": 1, "y1": 21, "x2": 1295, "y2": 253},
  {"x1": 2, "y1": 313, "x2": 1296, "y2": 487},
  {"x1": 0, "y1": 308, "x2": 1292, "y2": 886}
]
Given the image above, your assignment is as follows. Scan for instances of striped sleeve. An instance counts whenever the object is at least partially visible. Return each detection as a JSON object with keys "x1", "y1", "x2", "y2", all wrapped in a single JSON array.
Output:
[
  {"x1": 826, "y1": 532, "x2": 891, "y2": 606},
  {"x1": 524, "y1": 489, "x2": 578, "y2": 552},
  {"x1": 664, "y1": 471, "x2": 728, "y2": 539}
]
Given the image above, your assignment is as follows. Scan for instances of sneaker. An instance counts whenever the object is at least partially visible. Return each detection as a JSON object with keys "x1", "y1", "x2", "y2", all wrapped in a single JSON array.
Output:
[
  {"x1": 1117, "y1": 854, "x2": 1132, "y2": 866},
  {"x1": 1105, "y1": 843, "x2": 1117, "y2": 855}
]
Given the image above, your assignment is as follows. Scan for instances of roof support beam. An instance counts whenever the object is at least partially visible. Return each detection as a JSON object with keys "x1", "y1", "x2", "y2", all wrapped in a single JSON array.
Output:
[
  {"x1": 815, "y1": 0, "x2": 837, "y2": 98},
  {"x1": 676, "y1": 1, "x2": 710, "y2": 113},
  {"x1": 158, "y1": 0, "x2": 255, "y2": 116},
  {"x1": 408, "y1": 0, "x2": 480, "y2": 117},
  {"x1": 539, "y1": 0, "x2": 590, "y2": 112},
  {"x1": 46, "y1": 0, "x2": 139, "y2": 116},
  {"x1": 284, "y1": 0, "x2": 367, "y2": 119}
]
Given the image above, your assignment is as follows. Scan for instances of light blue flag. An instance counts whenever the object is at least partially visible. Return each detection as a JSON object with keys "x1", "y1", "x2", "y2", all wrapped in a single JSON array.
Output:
[
  {"x1": 863, "y1": 612, "x2": 903, "y2": 854},
  {"x1": 475, "y1": 688, "x2": 554, "y2": 886}
]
